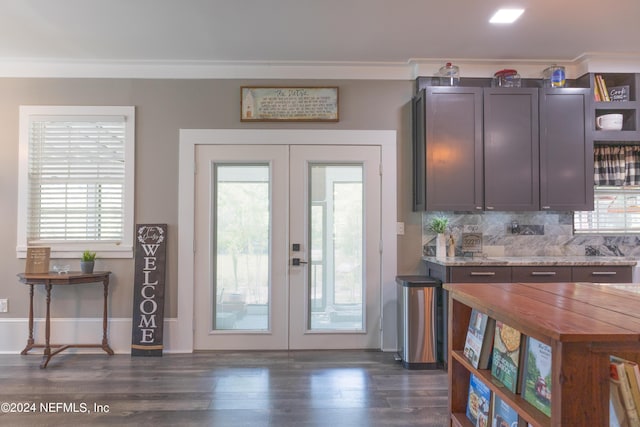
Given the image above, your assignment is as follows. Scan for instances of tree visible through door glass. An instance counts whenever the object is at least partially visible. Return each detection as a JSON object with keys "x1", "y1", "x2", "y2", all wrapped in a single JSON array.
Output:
[{"x1": 214, "y1": 164, "x2": 270, "y2": 330}]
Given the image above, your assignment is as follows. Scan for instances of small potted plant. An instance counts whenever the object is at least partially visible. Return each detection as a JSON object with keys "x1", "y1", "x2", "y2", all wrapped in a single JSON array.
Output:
[
  {"x1": 429, "y1": 216, "x2": 449, "y2": 259},
  {"x1": 81, "y1": 250, "x2": 96, "y2": 274}
]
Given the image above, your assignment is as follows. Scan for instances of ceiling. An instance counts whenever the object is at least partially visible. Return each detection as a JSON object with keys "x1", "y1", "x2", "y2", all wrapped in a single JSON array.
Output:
[{"x1": 1, "y1": 0, "x2": 639, "y2": 76}]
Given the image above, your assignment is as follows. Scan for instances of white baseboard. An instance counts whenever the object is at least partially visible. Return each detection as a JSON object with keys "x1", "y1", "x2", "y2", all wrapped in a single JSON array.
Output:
[{"x1": 0, "y1": 317, "x2": 190, "y2": 354}]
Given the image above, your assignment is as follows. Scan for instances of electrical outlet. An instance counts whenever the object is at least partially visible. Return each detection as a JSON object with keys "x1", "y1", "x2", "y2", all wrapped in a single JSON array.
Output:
[{"x1": 0, "y1": 299, "x2": 7, "y2": 313}]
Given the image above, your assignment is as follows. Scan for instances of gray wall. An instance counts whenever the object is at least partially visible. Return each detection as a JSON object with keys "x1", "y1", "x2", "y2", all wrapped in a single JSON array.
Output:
[{"x1": 0, "y1": 78, "x2": 421, "y2": 322}]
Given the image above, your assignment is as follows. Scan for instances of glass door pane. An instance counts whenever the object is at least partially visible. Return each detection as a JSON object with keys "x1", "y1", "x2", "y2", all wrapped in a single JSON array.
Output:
[
  {"x1": 309, "y1": 164, "x2": 363, "y2": 330},
  {"x1": 214, "y1": 164, "x2": 270, "y2": 331}
]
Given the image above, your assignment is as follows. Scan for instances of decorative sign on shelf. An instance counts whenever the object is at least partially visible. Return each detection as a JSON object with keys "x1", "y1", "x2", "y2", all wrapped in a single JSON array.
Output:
[
  {"x1": 131, "y1": 224, "x2": 167, "y2": 357},
  {"x1": 608, "y1": 85, "x2": 630, "y2": 102},
  {"x1": 25, "y1": 247, "x2": 50, "y2": 274},
  {"x1": 241, "y1": 86, "x2": 339, "y2": 122}
]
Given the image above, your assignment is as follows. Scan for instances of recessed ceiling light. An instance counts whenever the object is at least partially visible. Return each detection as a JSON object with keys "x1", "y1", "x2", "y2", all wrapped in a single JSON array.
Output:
[{"x1": 489, "y1": 8, "x2": 525, "y2": 24}]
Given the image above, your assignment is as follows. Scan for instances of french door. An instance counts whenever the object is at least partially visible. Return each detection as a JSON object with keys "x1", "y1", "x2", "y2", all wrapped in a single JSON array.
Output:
[{"x1": 193, "y1": 144, "x2": 381, "y2": 350}]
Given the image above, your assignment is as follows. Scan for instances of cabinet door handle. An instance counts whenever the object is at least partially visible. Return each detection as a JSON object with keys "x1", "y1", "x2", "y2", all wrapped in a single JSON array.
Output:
[
  {"x1": 591, "y1": 271, "x2": 616, "y2": 276},
  {"x1": 531, "y1": 271, "x2": 557, "y2": 276},
  {"x1": 486, "y1": 206, "x2": 494, "y2": 210},
  {"x1": 470, "y1": 272, "x2": 496, "y2": 276}
]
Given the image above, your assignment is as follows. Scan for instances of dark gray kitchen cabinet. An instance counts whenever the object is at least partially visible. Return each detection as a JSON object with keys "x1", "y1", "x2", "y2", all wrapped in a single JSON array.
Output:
[
  {"x1": 425, "y1": 261, "x2": 633, "y2": 284},
  {"x1": 448, "y1": 266, "x2": 511, "y2": 283},
  {"x1": 510, "y1": 266, "x2": 572, "y2": 282},
  {"x1": 413, "y1": 82, "x2": 594, "y2": 212},
  {"x1": 539, "y1": 88, "x2": 594, "y2": 210},
  {"x1": 413, "y1": 87, "x2": 538, "y2": 211},
  {"x1": 483, "y1": 88, "x2": 539, "y2": 211},
  {"x1": 411, "y1": 91, "x2": 426, "y2": 211},
  {"x1": 571, "y1": 265, "x2": 632, "y2": 282},
  {"x1": 419, "y1": 86, "x2": 483, "y2": 211}
]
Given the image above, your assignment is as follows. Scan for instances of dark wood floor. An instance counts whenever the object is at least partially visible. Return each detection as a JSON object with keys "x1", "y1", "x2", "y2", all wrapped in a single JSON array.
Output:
[{"x1": 0, "y1": 350, "x2": 449, "y2": 426}]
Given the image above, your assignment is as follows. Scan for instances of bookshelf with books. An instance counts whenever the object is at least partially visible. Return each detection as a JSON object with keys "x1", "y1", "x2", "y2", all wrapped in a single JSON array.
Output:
[
  {"x1": 577, "y1": 73, "x2": 640, "y2": 143},
  {"x1": 445, "y1": 282, "x2": 640, "y2": 427}
]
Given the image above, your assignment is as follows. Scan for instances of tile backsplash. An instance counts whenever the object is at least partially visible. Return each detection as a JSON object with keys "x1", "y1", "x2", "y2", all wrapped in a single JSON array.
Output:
[{"x1": 423, "y1": 211, "x2": 640, "y2": 258}]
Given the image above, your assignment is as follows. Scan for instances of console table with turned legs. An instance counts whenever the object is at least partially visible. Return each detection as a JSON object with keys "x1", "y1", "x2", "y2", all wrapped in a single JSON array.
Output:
[{"x1": 17, "y1": 271, "x2": 114, "y2": 368}]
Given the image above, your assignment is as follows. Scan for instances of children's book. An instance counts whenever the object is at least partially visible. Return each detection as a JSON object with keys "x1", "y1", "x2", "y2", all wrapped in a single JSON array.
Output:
[{"x1": 522, "y1": 336, "x2": 552, "y2": 417}]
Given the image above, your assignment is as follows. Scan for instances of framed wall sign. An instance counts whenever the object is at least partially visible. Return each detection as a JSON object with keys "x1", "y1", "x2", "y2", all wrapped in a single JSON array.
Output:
[{"x1": 241, "y1": 86, "x2": 339, "y2": 122}]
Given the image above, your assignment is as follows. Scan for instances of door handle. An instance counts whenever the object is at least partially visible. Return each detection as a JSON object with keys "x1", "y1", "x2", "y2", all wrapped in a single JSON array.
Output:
[{"x1": 291, "y1": 258, "x2": 308, "y2": 266}]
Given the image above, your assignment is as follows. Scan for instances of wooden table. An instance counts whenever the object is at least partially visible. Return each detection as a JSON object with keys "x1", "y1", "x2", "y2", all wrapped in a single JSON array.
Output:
[
  {"x1": 445, "y1": 282, "x2": 640, "y2": 427},
  {"x1": 17, "y1": 271, "x2": 114, "y2": 368}
]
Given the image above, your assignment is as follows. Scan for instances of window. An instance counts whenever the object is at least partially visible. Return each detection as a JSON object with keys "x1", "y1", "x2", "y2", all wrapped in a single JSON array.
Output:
[
  {"x1": 17, "y1": 106, "x2": 135, "y2": 258},
  {"x1": 574, "y1": 186, "x2": 640, "y2": 234},
  {"x1": 574, "y1": 145, "x2": 640, "y2": 235}
]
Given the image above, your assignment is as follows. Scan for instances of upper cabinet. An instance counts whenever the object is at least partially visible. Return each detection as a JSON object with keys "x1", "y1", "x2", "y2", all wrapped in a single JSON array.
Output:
[
  {"x1": 539, "y1": 87, "x2": 594, "y2": 210},
  {"x1": 416, "y1": 86, "x2": 483, "y2": 211},
  {"x1": 413, "y1": 80, "x2": 593, "y2": 211},
  {"x1": 483, "y1": 88, "x2": 539, "y2": 211}
]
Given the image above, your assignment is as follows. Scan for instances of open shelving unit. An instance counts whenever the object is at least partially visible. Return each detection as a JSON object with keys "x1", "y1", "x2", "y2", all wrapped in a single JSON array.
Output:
[
  {"x1": 450, "y1": 349, "x2": 550, "y2": 427},
  {"x1": 445, "y1": 282, "x2": 640, "y2": 427},
  {"x1": 577, "y1": 73, "x2": 640, "y2": 144}
]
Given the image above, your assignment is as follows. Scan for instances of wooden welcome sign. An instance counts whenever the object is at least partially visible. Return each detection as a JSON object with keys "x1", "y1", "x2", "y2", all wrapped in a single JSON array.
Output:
[{"x1": 131, "y1": 224, "x2": 167, "y2": 356}]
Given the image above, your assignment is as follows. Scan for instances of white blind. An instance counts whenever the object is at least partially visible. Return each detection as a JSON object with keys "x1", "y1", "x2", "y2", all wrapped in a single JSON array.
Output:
[
  {"x1": 27, "y1": 118, "x2": 126, "y2": 242},
  {"x1": 574, "y1": 186, "x2": 640, "y2": 234}
]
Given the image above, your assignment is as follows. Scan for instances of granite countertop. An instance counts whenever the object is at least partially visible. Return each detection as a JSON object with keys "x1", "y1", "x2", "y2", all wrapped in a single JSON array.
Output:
[{"x1": 422, "y1": 256, "x2": 638, "y2": 267}]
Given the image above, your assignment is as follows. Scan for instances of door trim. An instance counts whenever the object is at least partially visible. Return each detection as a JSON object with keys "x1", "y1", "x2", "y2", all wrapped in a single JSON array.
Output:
[{"x1": 177, "y1": 130, "x2": 397, "y2": 352}]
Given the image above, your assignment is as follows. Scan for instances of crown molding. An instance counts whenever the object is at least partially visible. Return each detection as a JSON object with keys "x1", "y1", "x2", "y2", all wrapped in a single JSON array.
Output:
[
  {"x1": 573, "y1": 52, "x2": 640, "y2": 76},
  {"x1": 0, "y1": 58, "x2": 413, "y2": 80},
  {"x1": 0, "y1": 53, "x2": 638, "y2": 80}
]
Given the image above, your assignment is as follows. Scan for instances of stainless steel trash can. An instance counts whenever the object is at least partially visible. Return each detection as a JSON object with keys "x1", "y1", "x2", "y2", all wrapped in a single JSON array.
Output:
[{"x1": 396, "y1": 275, "x2": 443, "y2": 369}]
